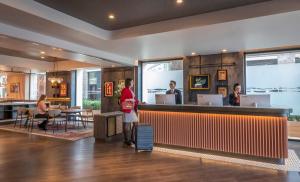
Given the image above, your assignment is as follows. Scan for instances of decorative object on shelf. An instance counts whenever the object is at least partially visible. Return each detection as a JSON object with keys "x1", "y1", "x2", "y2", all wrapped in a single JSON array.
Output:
[
  {"x1": 190, "y1": 75, "x2": 210, "y2": 90},
  {"x1": 217, "y1": 86, "x2": 228, "y2": 98},
  {"x1": 217, "y1": 69, "x2": 228, "y2": 81},
  {"x1": 10, "y1": 83, "x2": 20, "y2": 93},
  {"x1": 104, "y1": 82, "x2": 114, "y2": 97},
  {"x1": 114, "y1": 80, "x2": 125, "y2": 104},
  {"x1": 59, "y1": 83, "x2": 67, "y2": 97}
]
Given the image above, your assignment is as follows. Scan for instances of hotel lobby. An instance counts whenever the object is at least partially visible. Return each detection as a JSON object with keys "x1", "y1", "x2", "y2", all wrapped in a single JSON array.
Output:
[{"x1": 1, "y1": 0, "x2": 300, "y2": 181}]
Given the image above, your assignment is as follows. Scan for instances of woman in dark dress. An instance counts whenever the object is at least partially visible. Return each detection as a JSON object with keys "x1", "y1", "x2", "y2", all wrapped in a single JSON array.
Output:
[{"x1": 229, "y1": 83, "x2": 241, "y2": 106}]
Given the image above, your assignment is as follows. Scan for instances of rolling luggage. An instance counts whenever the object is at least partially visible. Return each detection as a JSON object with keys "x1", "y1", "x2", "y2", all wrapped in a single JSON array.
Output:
[{"x1": 134, "y1": 123, "x2": 153, "y2": 151}]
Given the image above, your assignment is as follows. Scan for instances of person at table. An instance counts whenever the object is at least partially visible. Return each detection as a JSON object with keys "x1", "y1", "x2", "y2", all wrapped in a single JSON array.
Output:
[
  {"x1": 120, "y1": 78, "x2": 139, "y2": 146},
  {"x1": 166, "y1": 80, "x2": 182, "y2": 104},
  {"x1": 36, "y1": 94, "x2": 49, "y2": 130},
  {"x1": 229, "y1": 83, "x2": 241, "y2": 106}
]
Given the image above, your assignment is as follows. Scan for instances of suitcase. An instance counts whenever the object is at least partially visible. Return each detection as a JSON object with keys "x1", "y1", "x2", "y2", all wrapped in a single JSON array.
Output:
[{"x1": 134, "y1": 123, "x2": 153, "y2": 151}]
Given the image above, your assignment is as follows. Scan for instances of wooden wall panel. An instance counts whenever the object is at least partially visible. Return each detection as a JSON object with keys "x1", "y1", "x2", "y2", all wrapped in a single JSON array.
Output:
[{"x1": 139, "y1": 110, "x2": 288, "y2": 159}]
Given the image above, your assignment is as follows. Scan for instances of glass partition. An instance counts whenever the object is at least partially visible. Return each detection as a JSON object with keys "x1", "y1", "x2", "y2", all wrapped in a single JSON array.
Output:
[
  {"x1": 142, "y1": 60, "x2": 183, "y2": 104},
  {"x1": 246, "y1": 50, "x2": 300, "y2": 139}
]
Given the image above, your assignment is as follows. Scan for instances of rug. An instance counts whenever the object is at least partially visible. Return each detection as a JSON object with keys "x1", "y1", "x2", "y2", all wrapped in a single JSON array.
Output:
[{"x1": 0, "y1": 123, "x2": 93, "y2": 141}]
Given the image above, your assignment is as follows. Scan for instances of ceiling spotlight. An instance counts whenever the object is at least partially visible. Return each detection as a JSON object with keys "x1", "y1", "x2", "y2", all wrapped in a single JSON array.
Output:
[
  {"x1": 40, "y1": 51, "x2": 45, "y2": 54},
  {"x1": 222, "y1": 49, "x2": 227, "y2": 53},
  {"x1": 176, "y1": 0, "x2": 184, "y2": 4},
  {"x1": 191, "y1": 52, "x2": 196, "y2": 56},
  {"x1": 108, "y1": 14, "x2": 115, "y2": 20}
]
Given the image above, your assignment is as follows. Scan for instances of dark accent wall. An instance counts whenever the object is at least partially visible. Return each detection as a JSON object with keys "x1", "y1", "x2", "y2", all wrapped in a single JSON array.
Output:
[
  {"x1": 46, "y1": 71, "x2": 72, "y2": 98},
  {"x1": 183, "y1": 52, "x2": 245, "y2": 105},
  {"x1": 101, "y1": 67, "x2": 137, "y2": 113}
]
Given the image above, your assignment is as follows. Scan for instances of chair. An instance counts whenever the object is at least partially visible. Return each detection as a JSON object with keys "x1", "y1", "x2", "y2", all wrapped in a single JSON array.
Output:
[
  {"x1": 48, "y1": 110, "x2": 65, "y2": 134},
  {"x1": 14, "y1": 107, "x2": 28, "y2": 128},
  {"x1": 81, "y1": 108, "x2": 94, "y2": 127},
  {"x1": 27, "y1": 109, "x2": 45, "y2": 132}
]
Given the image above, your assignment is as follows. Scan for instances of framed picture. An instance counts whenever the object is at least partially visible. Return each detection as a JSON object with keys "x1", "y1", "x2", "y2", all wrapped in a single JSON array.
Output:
[
  {"x1": 60, "y1": 83, "x2": 67, "y2": 97},
  {"x1": 190, "y1": 75, "x2": 210, "y2": 90},
  {"x1": 104, "y1": 82, "x2": 114, "y2": 97},
  {"x1": 217, "y1": 69, "x2": 227, "y2": 81},
  {"x1": 10, "y1": 83, "x2": 20, "y2": 93},
  {"x1": 217, "y1": 86, "x2": 228, "y2": 98}
]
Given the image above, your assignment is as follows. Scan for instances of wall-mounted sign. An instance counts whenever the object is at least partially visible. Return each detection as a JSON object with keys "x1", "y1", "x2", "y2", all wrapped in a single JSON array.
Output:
[
  {"x1": 60, "y1": 83, "x2": 67, "y2": 97},
  {"x1": 104, "y1": 82, "x2": 114, "y2": 97}
]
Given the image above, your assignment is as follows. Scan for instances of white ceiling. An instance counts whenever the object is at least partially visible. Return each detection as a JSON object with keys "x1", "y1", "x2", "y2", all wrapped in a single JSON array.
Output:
[{"x1": 0, "y1": 0, "x2": 300, "y2": 65}]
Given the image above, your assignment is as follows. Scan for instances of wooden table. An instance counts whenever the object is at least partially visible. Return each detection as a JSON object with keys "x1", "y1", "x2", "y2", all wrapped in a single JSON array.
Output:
[{"x1": 61, "y1": 109, "x2": 85, "y2": 132}]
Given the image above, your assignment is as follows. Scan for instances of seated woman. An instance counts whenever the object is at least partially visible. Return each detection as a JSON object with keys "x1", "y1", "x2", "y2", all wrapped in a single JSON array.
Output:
[
  {"x1": 36, "y1": 95, "x2": 49, "y2": 130},
  {"x1": 229, "y1": 83, "x2": 241, "y2": 106}
]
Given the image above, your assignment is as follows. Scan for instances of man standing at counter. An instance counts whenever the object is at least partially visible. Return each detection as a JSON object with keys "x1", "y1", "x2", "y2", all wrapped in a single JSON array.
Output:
[
  {"x1": 166, "y1": 80, "x2": 182, "y2": 104},
  {"x1": 229, "y1": 83, "x2": 241, "y2": 106}
]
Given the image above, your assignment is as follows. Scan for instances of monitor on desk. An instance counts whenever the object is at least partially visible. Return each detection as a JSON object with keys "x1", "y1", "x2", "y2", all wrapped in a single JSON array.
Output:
[
  {"x1": 197, "y1": 94, "x2": 223, "y2": 106},
  {"x1": 240, "y1": 94, "x2": 271, "y2": 107},
  {"x1": 155, "y1": 94, "x2": 176, "y2": 105}
]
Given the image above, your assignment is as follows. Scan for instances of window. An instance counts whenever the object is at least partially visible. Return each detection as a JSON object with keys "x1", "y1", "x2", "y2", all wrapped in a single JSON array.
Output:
[
  {"x1": 142, "y1": 60, "x2": 183, "y2": 104},
  {"x1": 246, "y1": 51, "x2": 300, "y2": 139},
  {"x1": 78, "y1": 69, "x2": 101, "y2": 110}
]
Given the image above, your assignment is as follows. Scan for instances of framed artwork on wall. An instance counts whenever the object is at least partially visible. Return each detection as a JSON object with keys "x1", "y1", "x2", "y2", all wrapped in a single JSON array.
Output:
[
  {"x1": 190, "y1": 75, "x2": 210, "y2": 90},
  {"x1": 59, "y1": 83, "x2": 67, "y2": 97},
  {"x1": 10, "y1": 83, "x2": 20, "y2": 93},
  {"x1": 104, "y1": 82, "x2": 114, "y2": 97},
  {"x1": 217, "y1": 69, "x2": 228, "y2": 81},
  {"x1": 217, "y1": 86, "x2": 228, "y2": 98}
]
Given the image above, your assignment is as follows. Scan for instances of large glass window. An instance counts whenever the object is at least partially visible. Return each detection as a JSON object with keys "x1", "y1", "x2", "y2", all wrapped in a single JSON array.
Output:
[
  {"x1": 246, "y1": 51, "x2": 300, "y2": 139},
  {"x1": 81, "y1": 69, "x2": 101, "y2": 110},
  {"x1": 142, "y1": 60, "x2": 183, "y2": 104}
]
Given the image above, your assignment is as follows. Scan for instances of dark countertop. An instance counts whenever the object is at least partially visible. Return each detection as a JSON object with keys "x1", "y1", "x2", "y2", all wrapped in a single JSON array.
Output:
[{"x1": 138, "y1": 104, "x2": 292, "y2": 117}]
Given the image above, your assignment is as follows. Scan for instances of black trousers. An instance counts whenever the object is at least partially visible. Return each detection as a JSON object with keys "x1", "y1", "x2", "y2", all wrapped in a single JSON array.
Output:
[{"x1": 35, "y1": 113, "x2": 49, "y2": 128}]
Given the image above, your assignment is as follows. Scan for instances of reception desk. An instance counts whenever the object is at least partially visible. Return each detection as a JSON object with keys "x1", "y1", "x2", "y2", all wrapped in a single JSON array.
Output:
[{"x1": 138, "y1": 104, "x2": 292, "y2": 159}]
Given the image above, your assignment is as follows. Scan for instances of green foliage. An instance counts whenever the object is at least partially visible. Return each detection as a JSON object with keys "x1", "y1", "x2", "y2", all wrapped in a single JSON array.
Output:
[
  {"x1": 82, "y1": 99, "x2": 100, "y2": 110},
  {"x1": 288, "y1": 115, "x2": 300, "y2": 122}
]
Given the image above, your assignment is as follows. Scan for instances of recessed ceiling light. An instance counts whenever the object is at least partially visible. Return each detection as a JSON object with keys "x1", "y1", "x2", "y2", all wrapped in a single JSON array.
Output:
[
  {"x1": 32, "y1": 42, "x2": 39, "y2": 46},
  {"x1": 52, "y1": 47, "x2": 57, "y2": 50},
  {"x1": 222, "y1": 49, "x2": 227, "y2": 53},
  {"x1": 176, "y1": 0, "x2": 184, "y2": 4},
  {"x1": 57, "y1": 48, "x2": 63, "y2": 51},
  {"x1": 191, "y1": 52, "x2": 196, "y2": 56},
  {"x1": 108, "y1": 14, "x2": 115, "y2": 20},
  {"x1": 41, "y1": 56, "x2": 45, "y2": 59},
  {"x1": 40, "y1": 51, "x2": 45, "y2": 54}
]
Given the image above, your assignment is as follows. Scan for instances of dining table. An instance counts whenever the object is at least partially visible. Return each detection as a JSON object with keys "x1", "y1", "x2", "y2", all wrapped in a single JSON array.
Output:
[{"x1": 60, "y1": 109, "x2": 86, "y2": 132}]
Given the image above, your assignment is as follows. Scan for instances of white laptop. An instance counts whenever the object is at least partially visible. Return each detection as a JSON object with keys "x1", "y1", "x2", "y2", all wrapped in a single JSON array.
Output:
[
  {"x1": 197, "y1": 94, "x2": 223, "y2": 106},
  {"x1": 155, "y1": 94, "x2": 176, "y2": 105}
]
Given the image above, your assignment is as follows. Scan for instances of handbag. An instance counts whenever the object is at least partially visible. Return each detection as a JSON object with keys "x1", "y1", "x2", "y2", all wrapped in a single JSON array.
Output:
[{"x1": 122, "y1": 101, "x2": 134, "y2": 110}]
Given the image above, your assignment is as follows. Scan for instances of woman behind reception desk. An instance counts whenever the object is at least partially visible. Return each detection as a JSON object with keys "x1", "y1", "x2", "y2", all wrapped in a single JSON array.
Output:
[{"x1": 229, "y1": 83, "x2": 241, "y2": 106}]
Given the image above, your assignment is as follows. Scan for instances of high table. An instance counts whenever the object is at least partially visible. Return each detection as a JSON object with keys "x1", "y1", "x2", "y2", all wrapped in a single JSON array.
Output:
[{"x1": 138, "y1": 104, "x2": 292, "y2": 160}]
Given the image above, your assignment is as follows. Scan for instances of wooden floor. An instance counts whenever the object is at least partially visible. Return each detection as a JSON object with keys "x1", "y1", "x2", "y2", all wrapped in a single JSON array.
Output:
[{"x1": 0, "y1": 131, "x2": 300, "y2": 182}]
